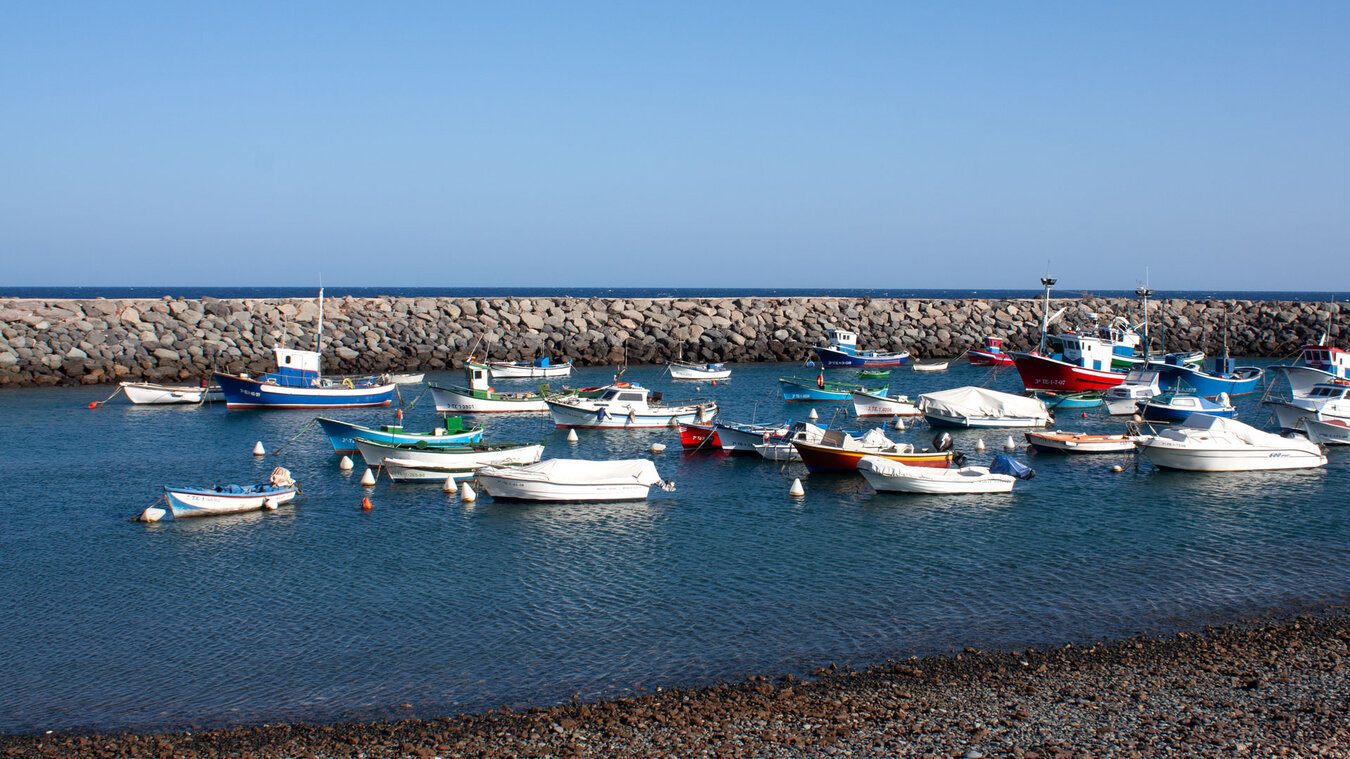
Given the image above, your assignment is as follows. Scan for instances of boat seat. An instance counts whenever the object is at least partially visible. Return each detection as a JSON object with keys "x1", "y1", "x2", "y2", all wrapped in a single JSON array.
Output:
[{"x1": 820, "y1": 429, "x2": 846, "y2": 448}]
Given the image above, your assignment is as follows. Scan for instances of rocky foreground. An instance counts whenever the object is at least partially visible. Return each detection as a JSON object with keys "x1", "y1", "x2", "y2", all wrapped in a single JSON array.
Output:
[
  {"x1": 0, "y1": 295, "x2": 1344, "y2": 387},
  {"x1": 6, "y1": 612, "x2": 1350, "y2": 758}
]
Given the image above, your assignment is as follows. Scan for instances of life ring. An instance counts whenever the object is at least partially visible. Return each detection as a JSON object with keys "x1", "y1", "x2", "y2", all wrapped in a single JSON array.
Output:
[
  {"x1": 816, "y1": 373, "x2": 825, "y2": 389},
  {"x1": 615, "y1": 382, "x2": 630, "y2": 388},
  {"x1": 342, "y1": 378, "x2": 354, "y2": 389}
]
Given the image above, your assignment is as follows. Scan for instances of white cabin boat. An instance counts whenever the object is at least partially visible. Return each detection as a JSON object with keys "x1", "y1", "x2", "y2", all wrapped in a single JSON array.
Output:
[
  {"x1": 668, "y1": 360, "x2": 732, "y2": 380},
  {"x1": 546, "y1": 384, "x2": 717, "y2": 429},
  {"x1": 1137, "y1": 414, "x2": 1326, "y2": 472},
  {"x1": 857, "y1": 456, "x2": 1015, "y2": 494},
  {"x1": 121, "y1": 381, "x2": 224, "y2": 405},
  {"x1": 850, "y1": 389, "x2": 921, "y2": 418},
  {"x1": 476, "y1": 459, "x2": 672, "y2": 502},
  {"x1": 1265, "y1": 383, "x2": 1350, "y2": 432},
  {"x1": 1296, "y1": 417, "x2": 1350, "y2": 446},
  {"x1": 917, "y1": 387, "x2": 1052, "y2": 428},
  {"x1": 1270, "y1": 343, "x2": 1350, "y2": 398},
  {"x1": 1103, "y1": 368, "x2": 1162, "y2": 415}
]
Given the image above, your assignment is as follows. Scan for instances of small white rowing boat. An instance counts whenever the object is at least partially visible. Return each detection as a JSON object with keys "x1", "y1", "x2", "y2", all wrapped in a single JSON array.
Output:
[
  {"x1": 388, "y1": 373, "x2": 426, "y2": 385},
  {"x1": 912, "y1": 361, "x2": 949, "y2": 372},
  {"x1": 476, "y1": 459, "x2": 674, "y2": 502},
  {"x1": 857, "y1": 456, "x2": 1016, "y2": 494},
  {"x1": 121, "y1": 381, "x2": 223, "y2": 405},
  {"x1": 1024, "y1": 431, "x2": 1138, "y2": 454},
  {"x1": 139, "y1": 468, "x2": 298, "y2": 521},
  {"x1": 669, "y1": 360, "x2": 732, "y2": 380}
]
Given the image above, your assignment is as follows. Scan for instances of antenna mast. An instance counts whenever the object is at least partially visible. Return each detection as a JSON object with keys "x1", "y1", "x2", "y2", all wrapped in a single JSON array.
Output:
[
  {"x1": 1038, "y1": 270, "x2": 1056, "y2": 354},
  {"x1": 1135, "y1": 273, "x2": 1153, "y2": 362}
]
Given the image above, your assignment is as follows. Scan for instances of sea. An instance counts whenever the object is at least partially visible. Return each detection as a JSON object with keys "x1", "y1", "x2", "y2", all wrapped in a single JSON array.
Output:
[{"x1": 2, "y1": 358, "x2": 1349, "y2": 734}]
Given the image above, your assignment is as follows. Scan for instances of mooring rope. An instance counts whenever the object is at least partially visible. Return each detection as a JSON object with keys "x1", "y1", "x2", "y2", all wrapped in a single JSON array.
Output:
[{"x1": 272, "y1": 415, "x2": 321, "y2": 456}]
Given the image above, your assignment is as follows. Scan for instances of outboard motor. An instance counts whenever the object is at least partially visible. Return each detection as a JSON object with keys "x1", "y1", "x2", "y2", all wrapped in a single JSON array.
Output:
[{"x1": 932, "y1": 431, "x2": 953, "y2": 452}]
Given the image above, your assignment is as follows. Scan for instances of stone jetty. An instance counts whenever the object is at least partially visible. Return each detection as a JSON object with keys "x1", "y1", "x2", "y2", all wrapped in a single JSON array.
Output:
[{"x1": 0, "y1": 295, "x2": 1343, "y2": 387}]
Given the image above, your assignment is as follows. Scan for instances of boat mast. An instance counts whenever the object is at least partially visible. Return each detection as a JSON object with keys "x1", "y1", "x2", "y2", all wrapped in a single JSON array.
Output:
[
  {"x1": 1038, "y1": 273, "x2": 1056, "y2": 354},
  {"x1": 1135, "y1": 282, "x2": 1152, "y2": 362},
  {"x1": 316, "y1": 286, "x2": 324, "y2": 376}
]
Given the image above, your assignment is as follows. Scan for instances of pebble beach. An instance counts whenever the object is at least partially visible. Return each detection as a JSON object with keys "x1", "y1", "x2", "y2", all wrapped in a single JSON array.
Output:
[{"x1": 6, "y1": 610, "x2": 1348, "y2": 758}]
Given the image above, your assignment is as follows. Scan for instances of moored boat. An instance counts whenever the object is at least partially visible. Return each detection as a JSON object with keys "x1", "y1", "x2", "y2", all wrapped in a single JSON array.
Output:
[
  {"x1": 316, "y1": 416, "x2": 484, "y2": 454},
  {"x1": 1104, "y1": 368, "x2": 1162, "y2": 415},
  {"x1": 850, "y1": 389, "x2": 921, "y2": 418},
  {"x1": 547, "y1": 384, "x2": 717, "y2": 429},
  {"x1": 917, "y1": 387, "x2": 1052, "y2": 428},
  {"x1": 779, "y1": 375, "x2": 884, "y2": 402},
  {"x1": 857, "y1": 455, "x2": 1017, "y2": 494},
  {"x1": 1024, "y1": 431, "x2": 1138, "y2": 454},
  {"x1": 968, "y1": 336, "x2": 1016, "y2": 367},
  {"x1": 382, "y1": 460, "x2": 483, "y2": 483},
  {"x1": 669, "y1": 360, "x2": 732, "y2": 380},
  {"x1": 1137, "y1": 414, "x2": 1326, "y2": 471},
  {"x1": 1154, "y1": 355, "x2": 1263, "y2": 397},
  {"x1": 1141, "y1": 390, "x2": 1235, "y2": 424},
  {"x1": 1269, "y1": 342, "x2": 1350, "y2": 398},
  {"x1": 476, "y1": 459, "x2": 674, "y2": 502},
  {"x1": 856, "y1": 369, "x2": 891, "y2": 379},
  {"x1": 1012, "y1": 334, "x2": 1127, "y2": 393},
  {"x1": 912, "y1": 360, "x2": 949, "y2": 372},
  {"x1": 792, "y1": 427, "x2": 954, "y2": 472},
  {"x1": 678, "y1": 422, "x2": 721, "y2": 450},
  {"x1": 713, "y1": 419, "x2": 792, "y2": 454},
  {"x1": 430, "y1": 362, "x2": 556, "y2": 413},
  {"x1": 354, "y1": 438, "x2": 545, "y2": 470},
  {"x1": 121, "y1": 381, "x2": 224, "y2": 405},
  {"x1": 1296, "y1": 417, "x2": 1350, "y2": 446},
  {"x1": 811, "y1": 329, "x2": 909, "y2": 368},
  {"x1": 488, "y1": 356, "x2": 573, "y2": 379},
  {"x1": 139, "y1": 468, "x2": 299, "y2": 522},
  {"x1": 1264, "y1": 383, "x2": 1350, "y2": 432},
  {"x1": 1032, "y1": 390, "x2": 1106, "y2": 409}
]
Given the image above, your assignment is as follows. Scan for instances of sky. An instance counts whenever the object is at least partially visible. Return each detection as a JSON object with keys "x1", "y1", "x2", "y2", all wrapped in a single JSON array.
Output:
[{"x1": 2, "y1": 2, "x2": 1348, "y2": 290}]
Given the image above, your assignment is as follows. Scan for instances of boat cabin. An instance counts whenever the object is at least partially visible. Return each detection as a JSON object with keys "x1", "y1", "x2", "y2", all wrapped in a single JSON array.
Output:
[
  {"x1": 1095, "y1": 325, "x2": 1141, "y2": 357},
  {"x1": 1304, "y1": 384, "x2": 1350, "y2": 403},
  {"x1": 1059, "y1": 335, "x2": 1117, "y2": 372},
  {"x1": 465, "y1": 362, "x2": 492, "y2": 391},
  {"x1": 260, "y1": 348, "x2": 324, "y2": 388},
  {"x1": 826, "y1": 329, "x2": 858, "y2": 355},
  {"x1": 982, "y1": 336, "x2": 1006, "y2": 354},
  {"x1": 1300, "y1": 345, "x2": 1350, "y2": 381}
]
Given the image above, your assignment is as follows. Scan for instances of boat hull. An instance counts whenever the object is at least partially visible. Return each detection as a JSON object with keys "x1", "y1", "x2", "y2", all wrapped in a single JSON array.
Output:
[
  {"x1": 162, "y1": 487, "x2": 297, "y2": 518},
  {"x1": 1141, "y1": 443, "x2": 1326, "y2": 471},
  {"x1": 476, "y1": 475, "x2": 653, "y2": 502},
  {"x1": 792, "y1": 440, "x2": 952, "y2": 472},
  {"x1": 215, "y1": 374, "x2": 395, "y2": 409},
  {"x1": 355, "y1": 440, "x2": 545, "y2": 469},
  {"x1": 316, "y1": 417, "x2": 484, "y2": 454},
  {"x1": 713, "y1": 422, "x2": 787, "y2": 454},
  {"x1": 1270, "y1": 365, "x2": 1349, "y2": 398},
  {"x1": 488, "y1": 362, "x2": 573, "y2": 379},
  {"x1": 547, "y1": 400, "x2": 716, "y2": 429},
  {"x1": 383, "y1": 462, "x2": 480, "y2": 482},
  {"x1": 1012, "y1": 353, "x2": 1125, "y2": 393},
  {"x1": 669, "y1": 366, "x2": 732, "y2": 380},
  {"x1": 121, "y1": 382, "x2": 223, "y2": 405},
  {"x1": 850, "y1": 391, "x2": 920, "y2": 418},
  {"x1": 968, "y1": 350, "x2": 1016, "y2": 366},
  {"x1": 922, "y1": 411, "x2": 1050, "y2": 428},
  {"x1": 779, "y1": 378, "x2": 883, "y2": 402},
  {"x1": 429, "y1": 384, "x2": 550, "y2": 413},
  {"x1": 811, "y1": 346, "x2": 909, "y2": 367},
  {"x1": 859, "y1": 467, "x2": 1014, "y2": 494},
  {"x1": 678, "y1": 422, "x2": 721, "y2": 450},
  {"x1": 1155, "y1": 365, "x2": 1263, "y2": 397},
  {"x1": 1024, "y1": 432, "x2": 1137, "y2": 454},
  {"x1": 1297, "y1": 418, "x2": 1350, "y2": 446},
  {"x1": 912, "y1": 361, "x2": 949, "y2": 372}
]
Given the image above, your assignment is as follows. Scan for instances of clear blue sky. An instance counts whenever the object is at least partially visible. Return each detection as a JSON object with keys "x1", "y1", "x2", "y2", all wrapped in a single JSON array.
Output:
[{"x1": 2, "y1": 2, "x2": 1348, "y2": 290}]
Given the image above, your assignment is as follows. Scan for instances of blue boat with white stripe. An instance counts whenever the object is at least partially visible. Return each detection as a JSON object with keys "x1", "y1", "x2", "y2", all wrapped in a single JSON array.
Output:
[{"x1": 316, "y1": 416, "x2": 484, "y2": 454}]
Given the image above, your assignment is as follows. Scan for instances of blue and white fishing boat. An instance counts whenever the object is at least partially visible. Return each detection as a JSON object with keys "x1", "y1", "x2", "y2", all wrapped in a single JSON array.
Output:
[
  {"x1": 779, "y1": 374, "x2": 885, "y2": 402},
  {"x1": 1154, "y1": 355, "x2": 1263, "y2": 398},
  {"x1": 214, "y1": 289, "x2": 396, "y2": 409},
  {"x1": 1270, "y1": 341, "x2": 1350, "y2": 398},
  {"x1": 316, "y1": 416, "x2": 485, "y2": 455},
  {"x1": 138, "y1": 468, "x2": 299, "y2": 522},
  {"x1": 1141, "y1": 389, "x2": 1236, "y2": 423},
  {"x1": 810, "y1": 329, "x2": 909, "y2": 368}
]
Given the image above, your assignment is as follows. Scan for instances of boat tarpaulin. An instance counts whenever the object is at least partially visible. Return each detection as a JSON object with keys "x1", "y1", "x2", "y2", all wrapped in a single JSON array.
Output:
[
  {"x1": 917, "y1": 386, "x2": 1048, "y2": 420},
  {"x1": 481, "y1": 458, "x2": 662, "y2": 486},
  {"x1": 989, "y1": 454, "x2": 1035, "y2": 479},
  {"x1": 1171, "y1": 413, "x2": 1317, "y2": 451}
]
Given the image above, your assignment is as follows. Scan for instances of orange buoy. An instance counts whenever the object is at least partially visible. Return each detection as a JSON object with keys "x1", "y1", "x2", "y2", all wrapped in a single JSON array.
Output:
[
  {"x1": 88, "y1": 401, "x2": 99, "y2": 409},
  {"x1": 361, "y1": 497, "x2": 373, "y2": 511},
  {"x1": 1081, "y1": 411, "x2": 1088, "y2": 418},
  {"x1": 396, "y1": 409, "x2": 403, "y2": 420}
]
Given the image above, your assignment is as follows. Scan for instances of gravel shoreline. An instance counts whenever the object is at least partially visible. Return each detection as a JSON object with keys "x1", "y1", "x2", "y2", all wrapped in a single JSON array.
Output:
[{"x1": 6, "y1": 612, "x2": 1350, "y2": 758}]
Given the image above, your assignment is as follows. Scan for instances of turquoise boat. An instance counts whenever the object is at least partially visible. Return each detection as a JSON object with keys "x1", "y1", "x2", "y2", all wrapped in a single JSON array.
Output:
[
  {"x1": 778, "y1": 376, "x2": 885, "y2": 402},
  {"x1": 1032, "y1": 390, "x2": 1106, "y2": 409},
  {"x1": 317, "y1": 416, "x2": 484, "y2": 455}
]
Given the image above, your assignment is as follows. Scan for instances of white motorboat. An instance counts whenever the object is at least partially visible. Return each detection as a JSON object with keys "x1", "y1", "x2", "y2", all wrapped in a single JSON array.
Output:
[
  {"x1": 1265, "y1": 383, "x2": 1350, "y2": 432},
  {"x1": 1137, "y1": 414, "x2": 1326, "y2": 472},
  {"x1": 668, "y1": 360, "x2": 732, "y2": 380},
  {"x1": 488, "y1": 357, "x2": 573, "y2": 379},
  {"x1": 850, "y1": 389, "x2": 921, "y2": 418},
  {"x1": 1103, "y1": 368, "x2": 1162, "y2": 415},
  {"x1": 121, "y1": 381, "x2": 223, "y2": 405},
  {"x1": 139, "y1": 468, "x2": 298, "y2": 521},
  {"x1": 1024, "y1": 431, "x2": 1138, "y2": 454},
  {"x1": 1296, "y1": 417, "x2": 1350, "y2": 446},
  {"x1": 917, "y1": 386, "x2": 1052, "y2": 428},
  {"x1": 857, "y1": 455, "x2": 1015, "y2": 494},
  {"x1": 912, "y1": 360, "x2": 949, "y2": 372},
  {"x1": 1269, "y1": 343, "x2": 1350, "y2": 398},
  {"x1": 354, "y1": 438, "x2": 545, "y2": 470},
  {"x1": 714, "y1": 419, "x2": 792, "y2": 454},
  {"x1": 475, "y1": 459, "x2": 673, "y2": 502},
  {"x1": 547, "y1": 384, "x2": 716, "y2": 429}
]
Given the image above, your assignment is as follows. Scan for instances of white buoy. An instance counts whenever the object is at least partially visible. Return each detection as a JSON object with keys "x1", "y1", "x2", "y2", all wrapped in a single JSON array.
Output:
[
  {"x1": 253, "y1": 441, "x2": 265, "y2": 456},
  {"x1": 975, "y1": 438, "x2": 986, "y2": 451},
  {"x1": 262, "y1": 498, "x2": 278, "y2": 511},
  {"x1": 137, "y1": 506, "x2": 171, "y2": 522},
  {"x1": 1110, "y1": 464, "x2": 1125, "y2": 473},
  {"x1": 443, "y1": 476, "x2": 457, "y2": 492},
  {"x1": 649, "y1": 443, "x2": 666, "y2": 454},
  {"x1": 339, "y1": 455, "x2": 354, "y2": 471},
  {"x1": 892, "y1": 417, "x2": 906, "y2": 431},
  {"x1": 460, "y1": 482, "x2": 477, "y2": 502},
  {"x1": 1004, "y1": 435, "x2": 1017, "y2": 450},
  {"x1": 360, "y1": 468, "x2": 376, "y2": 486},
  {"x1": 789, "y1": 478, "x2": 805, "y2": 497},
  {"x1": 808, "y1": 408, "x2": 819, "y2": 421},
  {"x1": 566, "y1": 428, "x2": 579, "y2": 443}
]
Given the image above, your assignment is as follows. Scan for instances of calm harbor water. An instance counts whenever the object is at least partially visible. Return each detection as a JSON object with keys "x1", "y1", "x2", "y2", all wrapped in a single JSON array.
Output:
[{"x1": 2, "y1": 360, "x2": 1349, "y2": 734}]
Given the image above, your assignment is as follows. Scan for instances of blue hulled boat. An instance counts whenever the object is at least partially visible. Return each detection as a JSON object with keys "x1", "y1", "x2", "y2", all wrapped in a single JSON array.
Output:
[
  {"x1": 1141, "y1": 389, "x2": 1236, "y2": 423},
  {"x1": 1154, "y1": 355, "x2": 1263, "y2": 397},
  {"x1": 317, "y1": 416, "x2": 485, "y2": 454},
  {"x1": 810, "y1": 329, "x2": 909, "y2": 368}
]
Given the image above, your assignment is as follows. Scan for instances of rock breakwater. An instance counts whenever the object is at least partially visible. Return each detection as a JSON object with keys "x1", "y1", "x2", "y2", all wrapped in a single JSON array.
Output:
[{"x1": 0, "y1": 296, "x2": 1343, "y2": 387}]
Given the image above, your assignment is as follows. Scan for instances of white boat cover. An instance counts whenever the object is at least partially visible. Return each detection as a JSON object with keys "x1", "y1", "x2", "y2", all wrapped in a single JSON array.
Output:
[
  {"x1": 858, "y1": 455, "x2": 1010, "y2": 482},
  {"x1": 1160, "y1": 413, "x2": 1321, "y2": 453},
  {"x1": 917, "y1": 386, "x2": 1048, "y2": 420},
  {"x1": 479, "y1": 458, "x2": 662, "y2": 486}
]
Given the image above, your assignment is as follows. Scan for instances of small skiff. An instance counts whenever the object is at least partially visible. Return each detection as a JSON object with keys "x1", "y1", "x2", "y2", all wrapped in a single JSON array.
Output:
[
  {"x1": 139, "y1": 468, "x2": 298, "y2": 521},
  {"x1": 317, "y1": 416, "x2": 484, "y2": 454},
  {"x1": 488, "y1": 358, "x2": 573, "y2": 379},
  {"x1": 388, "y1": 373, "x2": 426, "y2": 385},
  {"x1": 1024, "y1": 431, "x2": 1138, "y2": 454},
  {"x1": 354, "y1": 438, "x2": 545, "y2": 470},
  {"x1": 121, "y1": 381, "x2": 224, "y2": 405},
  {"x1": 912, "y1": 361, "x2": 949, "y2": 373},
  {"x1": 669, "y1": 360, "x2": 732, "y2": 380},
  {"x1": 1296, "y1": 417, "x2": 1350, "y2": 446},
  {"x1": 476, "y1": 459, "x2": 674, "y2": 502},
  {"x1": 381, "y1": 460, "x2": 481, "y2": 483},
  {"x1": 857, "y1": 456, "x2": 1015, "y2": 494},
  {"x1": 850, "y1": 390, "x2": 921, "y2": 418}
]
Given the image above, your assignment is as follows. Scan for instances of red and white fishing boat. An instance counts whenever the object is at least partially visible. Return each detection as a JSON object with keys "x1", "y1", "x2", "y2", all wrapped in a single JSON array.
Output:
[
  {"x1": 1013, "y1": 333, "x2": 1126, "y2": 393},
  {"x1": 967, "y1": 336, "x2": 1016, "y2": 367},
  {"x1": 678, "y1": 422, "x2": 721, "y2": 450}
]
